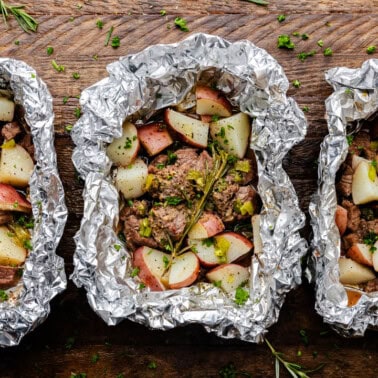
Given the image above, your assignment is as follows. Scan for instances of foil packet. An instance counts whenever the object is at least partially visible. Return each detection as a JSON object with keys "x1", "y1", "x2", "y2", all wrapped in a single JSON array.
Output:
[
  {"x1": 309, "y1": 59, "x2": 378, "y2": 336},
  {"x1": 71, "y1": 33, "x2": 307, "y2": 343},
  {"x1": 0, "y1": 59, "x2": 67, "y2": 347}
]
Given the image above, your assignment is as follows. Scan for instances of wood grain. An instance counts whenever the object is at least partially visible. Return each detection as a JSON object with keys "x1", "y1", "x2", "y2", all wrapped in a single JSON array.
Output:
[{"x1": 1, "y1": 1, "x2": 378, "y2": 377}]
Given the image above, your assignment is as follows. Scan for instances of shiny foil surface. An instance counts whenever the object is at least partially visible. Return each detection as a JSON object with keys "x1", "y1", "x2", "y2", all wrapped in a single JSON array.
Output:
[
  {"x1": 71, "y1": 33, "x2": 307, "y2": 343},
  {"x1": 309, "y1": 59, "x2": 378, "y2": 336},
  {"x1": 0, "y1": 59, "x2": 67, "y2": 347}
]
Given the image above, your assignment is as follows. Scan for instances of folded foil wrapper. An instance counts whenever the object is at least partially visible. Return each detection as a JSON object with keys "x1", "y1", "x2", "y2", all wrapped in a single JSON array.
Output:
[
  {"x1": 0, "y1": 59, "x2": 67, "y2": 347},
  {"x1": 71, "y1": 33, "x2": 307, "y2": 343},
  {"x1": 309, "y1": 59, "x2": 378, "y2": 336}
]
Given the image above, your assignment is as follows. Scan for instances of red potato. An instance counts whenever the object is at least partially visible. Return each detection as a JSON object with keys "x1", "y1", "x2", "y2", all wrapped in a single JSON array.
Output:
[
  {"x1": 0, "y1": 183, "x2": 31, "y2": 213},
  {"x1": 335, "y1": 205, "x2": 348, "y2": 236},
  {"x1": 0, "y1": 226, "x2": 27, "y2": 266},
  {"x1": 137, "y1": 122, "x2": 173, "y2": 156},
  {"x1": 189, "y1": 239, "x2": 219, "y2": 267},
  {"x1": 252, "y1": 215, "x2": 262, "y2": 255},
  {"x1": 206, "y1": 264, "x2": 249, "y2": 293},
  {"x1": 215, "y1": 232, "x2": 253, "y2": 263},
  {"x1": 200, "y1": 115, "x2": 213, "y2": 123},
  {"x1": 188, "y1": 212, "x2": 225, "y2": 240},
  {"x1": 168, "y1": 252, "x2": 200, "y2": 289},
  {"x1": 195, "y1": 85, "x2": 232, "y2": 117},
  {"x1": 339, "y1": 257, "x2": 376, "y2": 285},
  {"x1": 346, "y1": 243, "x2": 373, "y2": 266},
  {"x1": 372, "y1": 242, "x2": 378, "y2": 272},
  {"x1": 0, "y1": 97, "x2": 15, "y2": 122},
  {"x1": 132, "y1": 246, "x2": 171, "y2": 291},
  {"x1": 352, "y1": 160, "x2": 378, "y2": 205},
  {"x1": 164, "y1": 108, "x2": 209, "y2": 148}
]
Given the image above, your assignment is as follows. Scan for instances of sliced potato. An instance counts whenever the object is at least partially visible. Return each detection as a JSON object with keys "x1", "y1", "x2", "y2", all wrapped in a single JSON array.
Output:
[
  {"x1": 107, "y1": 121, "x2": 140, "y2": 167},
  {"x1": 115, "y1": 158, "x2": 148, "y2": 199},
  {"x1": 0, "y1": 144, "x2": 34, "y2": 187},
  {"x1": 339, "y1": 257, "x2": 376, "y2": 285},
  {"x1": 0, "y1": 97, "x2": 15, "y2": 122},
  {"x1": 0, "y1": 225, "x2": 27, "y2": 266}
]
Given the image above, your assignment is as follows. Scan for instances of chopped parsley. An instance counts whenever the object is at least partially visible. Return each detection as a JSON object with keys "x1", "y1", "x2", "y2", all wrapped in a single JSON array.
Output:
[
  {"x1": 65, "y1": 124, "x2": 73, "y2": 132},
  {"x1": 96, "y1": 19, "x2": 103, "y2": 29},
  {"x1": 174, "y1": 17, "x2": 189, "y2": 32},
  {"x1": 277, "y1": 14, "x2": 286, "y2": 22},
  {"x1": 91, "y1": 353, "x2": 99, "y2": 363},
  {"x1": 63, "y1": 96, "x2": 69, "y2": 104},
  {"x1": 202, "y1": 237, "x2": 215, "y2": 247},
  {"x1": 156, "y1": 163, "x2": 165, "y2": 169},
  {"x1": 0, "y1": 290, "x2": 8, "y2": 302},
  {"x1": 160, "y1": 10, "x2": 166, "y2": 16},
  {"x1": 216, "y1": 127, "x2": 226, "y2": 138},
  {"x1": 46, "y1": 46, "x2": 54, "y2": 55},
  {"x1": 111, "y1": 36, "x2": 120, "y2": 48},
  {"x1": 367, "y1": 45, "x2": 376, "y2": 54},
  {"x1": 234, "y1": 286, "x2": 249, "y2": 305},
  {"x1": 23, "y1": 239, "x2": 32, "y2": 250},
  {"x1": 165, "y1": 196, "x2": 183, "y2": 206},
  {"x1": 301, "y1": 33, "x2": 309, "y2": 40},
  {"x1": 51, "y1": 59, "x2": 65, "y2": 72},
  {"x1": 363, "y1": 231, "x2": 378, "y2": 252},
  {"x1": 227, "y1": 155, "x2": 238, "y2": 165},
  {"x1": 14, "y1": 40, "x2": 19, "y2": 45},
  {"x1": 292, "y1": 79, "x2": 301, "y2": 88},
  {"x1": 72, "y1": 72, "x2": 80, "y2": 80},
  {"x1": 147, "y1": 361, "x2": 157, "y2": 369},
  {"x1": 74, "y1": 107, "x2": 81, "y2": 118},
  {"x1": 163, "y1": 255, "x2": 170, "y2": 268},
  {"x1": 317, "y1": 39, "x2": 324, "y2": 47},
  {"x1": 114, "y1": 244, "x2": 121, "y2": 251},
  {"x1": 70, "y1": 373, "x2": 86, "y2": 378},
  {"x1": 213, "y1": 280, "x2": 222, "y2": 288},
  {"x1": 211, "y1": 114, "x2": 220, "y2": 122},
  {"x1": 104, "y1": 26, "x2": 114, "y2": 46},
  {"x1": 138, "y1": 283, "x2": 146, "y2": 289},
  {"x1": 123, "y1": 137, "x2": 133, "y2": 149},
  {"x1": 302, "y1": 106, "x2": 309, "y2": 112},
  {"x1": 167, "y1": 150, "x2": 177, "y2": 165},
  {"x1": 277, "y1": 34, "x2": 295, "y2": 49},
  {"x1": 292, "y1": 31, "x2": 300, "y2": 37},
  {"x1": 297, "y1": 50, "x2": 316, "y2": 62},
  {"x1": 323, "y1": 47, "x2": 333, "y2": 56},
  {"x1": 130, "y1": 267, "x2": 140, "y2": 278}
]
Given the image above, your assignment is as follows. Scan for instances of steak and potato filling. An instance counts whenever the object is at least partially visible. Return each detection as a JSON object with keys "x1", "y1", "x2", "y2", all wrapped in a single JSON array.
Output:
[
  {"x1": 336, "y1": 118, "x2": 378, "y2": 293},
  {"x1": 109, "y1": 84, "x2": 262, "y2": 294}
]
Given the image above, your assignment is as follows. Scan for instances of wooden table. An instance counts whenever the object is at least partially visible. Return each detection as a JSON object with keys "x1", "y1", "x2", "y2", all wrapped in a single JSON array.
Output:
[{"x1": 1, "y1": 1, "x2": 378, "y2": 376}]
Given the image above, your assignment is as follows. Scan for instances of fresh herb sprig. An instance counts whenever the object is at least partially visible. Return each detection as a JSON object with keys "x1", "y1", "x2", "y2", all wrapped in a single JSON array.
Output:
[
  {"x1": 242, "y1": 0, "x2": 269, "y2": 5},
  {"x1": 0, "y1": 0, "x2": 38, "y2": 33},
  {"x1": 265, "y1": 338, "x2": 325, "y2": 378}
]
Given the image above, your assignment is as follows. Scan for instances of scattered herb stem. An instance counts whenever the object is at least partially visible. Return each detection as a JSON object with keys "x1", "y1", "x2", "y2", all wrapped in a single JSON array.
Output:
[
  {"x1": 104, "y1": 26, "x2": 114, "y2": 46},
  {"x1": 0, "y1": 0, "x2": 38, "y2": 33},
  {"x1": 242, "y1": 0, "x2": 269, "y2": 5}
]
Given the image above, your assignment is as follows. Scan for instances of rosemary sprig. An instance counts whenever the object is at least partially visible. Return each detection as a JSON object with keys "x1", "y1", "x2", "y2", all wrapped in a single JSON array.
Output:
[
  {"x1": 0, "y1": 0, "x2": 38, "y2": 33},
  {"x1": 265, "y1": 338, "x2": 325, "y2": 378}
]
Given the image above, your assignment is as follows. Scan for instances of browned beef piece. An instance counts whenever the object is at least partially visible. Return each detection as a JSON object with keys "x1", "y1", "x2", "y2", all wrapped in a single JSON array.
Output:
[
  {"x1": 336, "y1": 163, "x2": 353, "y2": 197},
  {"x1": 148, "y1": 148, "x2": 213, "y2": 202},
  {"x1": 19, "y1": 134, "x2": 34, "y2": 160},
  {"x1": 0, "y1": 211, "x2": 12, "y2": 225},
  {"x1": 341, "y1": 199, "x2": 361, "y2": 232},
  {"x1": 149, "y1": 204, "x2": 190, "y2": 244},
  {"x1": 343, "y1": 219, "x2": 378, "y2": 250},
  {"x1": 343, "y1": 233, "x2": 360, "y2": 250},
  {"x1": 349, "y1": 131, "x2": 374, "y2": 159},
  {"x1": 0, "y1": 265, "x2": 19, "y2": 288},
  {"x1": 1, "y1": 122, "x2": 21, "y2": 141},
  {"x1": 226, "y1": 159, "x2": 256, "y2": 186},
  {"x1": 363, "y1": 278, "x2": 378, "y2": 293},
  {"x1": 121, "y1": 200, "x2": 159, "y2": 251}
]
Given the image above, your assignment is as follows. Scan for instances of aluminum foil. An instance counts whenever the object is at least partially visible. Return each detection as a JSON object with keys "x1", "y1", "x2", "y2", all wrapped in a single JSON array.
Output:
[
  {"x1": 71, "y1": 33, "x2": 307, "y2": 343},
  {"x1": 309, "y1": 59, "x2": 378, "y2": 337},
  {"x1": 0, "y1": 59, "x2": 67, "y2": 347}
]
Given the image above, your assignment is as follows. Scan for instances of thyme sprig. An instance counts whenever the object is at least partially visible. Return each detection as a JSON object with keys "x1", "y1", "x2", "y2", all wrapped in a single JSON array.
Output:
[
  {"x1": 265, "y1": 338, "x2": 325, "y2": 378},
  {"x1": 0, "y1": 0, "x2": 38, "y2": 33}
]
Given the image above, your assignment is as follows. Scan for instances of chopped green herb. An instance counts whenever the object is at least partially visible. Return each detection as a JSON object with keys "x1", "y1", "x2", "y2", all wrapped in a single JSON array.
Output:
[
  {"x1": 74, "y1": 107, "x2": 81, "y2": 118},
  {"x1": 202, "y1": 237, "x2": 215, "y2": 247},
  {"x1": 213, "y1": 280, "x2": 222, "y2": 288},
  {"x1": 323, "y1": 47, "x2": 333, "y2": 56},
  {"x1": 72, "y1": 72, "x2": 80, "y2": 80},
  {"x1": 292, "y1": 31, "x2": 300, "y2": 37},
  {"x1": 367, "y1": 45, "x2": 376, "y2": 54},
  {"x1": 0, "y1": 290, "x2": 8, "y2": 302},
  {"x1": 167, "y1": 24, "x2": 171, "y2": 30},
  {"x1": 363, "y1": 231, "x2": 378, "y2": 252},
  {"x1": 227, "y1": 155, "x2": 238, "y2": 165},
  {"x1": 114, "y1": 244, "x2": 121, "y2": 251},
  {"x1": 345, "y1": 88, "x2": 352, "y2": 94},
  {"x1": 139, "y1": 218, "x2": 152, "y2": 238},
  {"x1": 325, "y1": 21, "x2": 331, "y2": 27},
  {"x1": 211, "y1": 114, "x2": 220, "y2": 122},
  {"x1": 216, "y1": 127, "x2": 226, "y2": 138},
  {"x1": 123, "y1": 137, "x2": 133, "y2": 149},
  {"x1": 165, "y1": 196, "x2": 183, "y2": 206},
  {"x1": 163, "y1": 255, "x2": 169, "y2": 268},
  {"x1": 301, "y1": 33, "x2": 309, "y2": 40},
  {"x1": 234, "y1": 286, "x2": 249, "y2": 305},
  {"x1": 242, "y1": 0, "x2": 269, "y2": 5},
  {"x1": 63, "y1": 96, "x2": 69, "y2": 104},
  {"x1": 14, "y1": 39, "x2": 19, "y2": 45},
  {"x1": 23, "y1": 239, "x2": 32, "y2": 250},
  {"x1": 111, "y1": 36, "x2": 120, "y2": 48},
  {"x1": 104, "y1": 26, "x2": 114, "y2": 46},
  {"x1": 65, "y1": 124, "x2": 73, "y2": 132},
  {"x1": 138, "y1": 283, "x2": 146, "y2": 289},
  {"x1": 160, "y1": 10, "x2": 166, "y2": 16},
  {"x1": 277, "y1": 34, "x2": 295, "y2": 49},
  {"x1": 302, "y1": 106, "x2": 309, "y2": 112},
  {"x1": 13, "y1": 201, "x2": 18, "y2": 208},
  {"x1": 51, "y1": 59, "x2": 65, "y2": 72},
  {"x1": 46, "y1": 46, "x2": 54, "y2": 55},
  {"x1": 156, "y1": 163, "x2": 165, "y2": 169},
  {"x1": 277, "y1": 14, "x2": 286, "y2": 22},
  {"x1": 96, "y1": 19, "x2": 103, "y2": 29},
  {"x1": 167, "y1": 150, "x2": 177, "y2": 165},
  {"x1": 317, "y1": 39, "x2": 324, "y2": 47},
  {"x1": 299, "y1": 329, "x2": 309, "y2": 345},
  {"x1": 297, "y1": 350, "x2": 302, "y2": 357},
  {"x1": 130, "y1": 267, "x2": 140, "y2": 278},
  {"x1": 91, "y1": 353, "x2": 99, "y2": 363},
  {"x1": 297, "y1": 50, "x2": 316, "y2": 62},
  {"x1": 147, "y1": 361, "x2": 157, "y2": 369},
  {"x1": 92, "y1": 54, "x2": 98, "y2": 60},
  {"x1": 292, "y1": 79, "x2": 301, "y2": 88},
  {"x1": 70, "y1": 373, "x2": 86, "y2": 378},
  {"x1": 174, "y1": 17, "x2": 189, "y2": 32},
  {"x1": 69, "y1": 16, "x2": 75, "y2": 22}
]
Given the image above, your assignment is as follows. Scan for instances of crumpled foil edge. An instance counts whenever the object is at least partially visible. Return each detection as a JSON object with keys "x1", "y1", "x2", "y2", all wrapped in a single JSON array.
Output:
[
  {"x1": 0, "y1": 59, "x2": 67, "y2": 347},
  {"x1": 309, "y1": 59, "x2": 378, "y2": 337},
  {"x1": 71, "y1": 33, "x2": 308, "y2": 343}
]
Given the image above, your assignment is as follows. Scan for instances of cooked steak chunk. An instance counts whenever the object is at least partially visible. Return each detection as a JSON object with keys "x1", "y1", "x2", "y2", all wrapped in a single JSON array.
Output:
[
  {"x1": 349, "y1": 131, "x2": 375, "y2": 159},
  {"x1": 1, "y1": 122, "x2": 21, "y2": 141},
  {"x1": 19, "y1": 134, "x2": 34, "y2": 160},
  {"x1": 363, "y1": 278, "x2": 378, "y2": 293},
  {"x1": 336, "y1": 163, "x2": 353, "y2": 197},
  {"x1": 0, "y1": 265, "x2": 19, "y2": 288},
  {"x1": 341, "y1": 199, "x2": 361, "y2": 232}
]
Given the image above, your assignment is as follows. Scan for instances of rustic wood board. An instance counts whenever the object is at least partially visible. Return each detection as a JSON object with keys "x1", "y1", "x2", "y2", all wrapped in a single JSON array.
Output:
[{"x1": 1, "y1": 1, "x2": 378, "y2": 377}]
